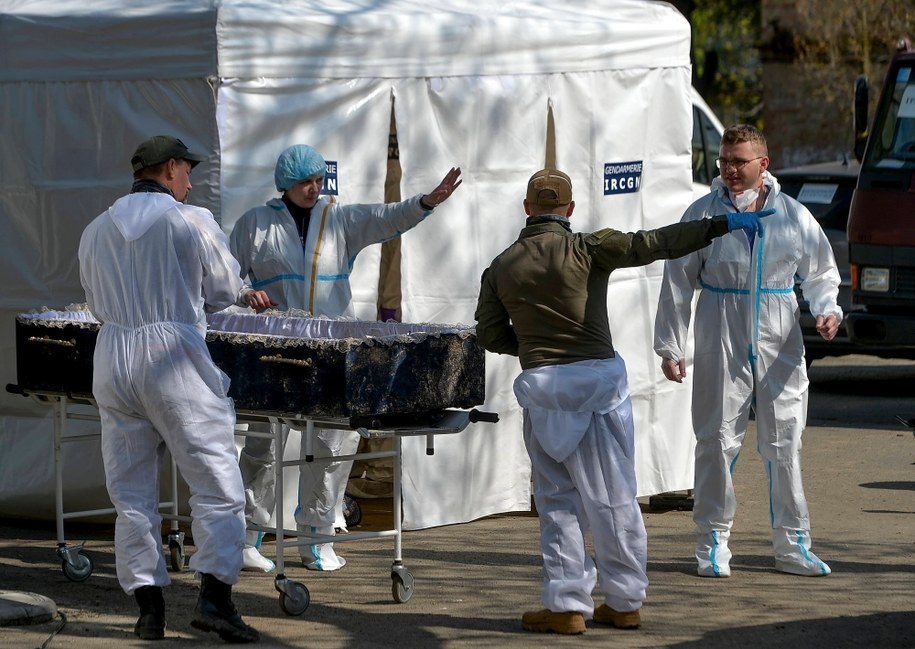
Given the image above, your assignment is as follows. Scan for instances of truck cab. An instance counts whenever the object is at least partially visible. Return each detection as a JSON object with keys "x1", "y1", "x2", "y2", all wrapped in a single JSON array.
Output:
[{"x1": 846, "y1": 40, "x2": 915, "y2": 350}]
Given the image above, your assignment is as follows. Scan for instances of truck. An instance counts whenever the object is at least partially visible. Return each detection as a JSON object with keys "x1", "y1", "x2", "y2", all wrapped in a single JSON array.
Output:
[{"x1": 845, "y1": 38, "x2": 915, "y2": 351}]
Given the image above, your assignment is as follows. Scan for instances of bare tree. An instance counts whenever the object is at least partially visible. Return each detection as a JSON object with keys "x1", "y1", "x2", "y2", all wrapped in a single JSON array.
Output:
[{"x1": 761, "y1": 0, "x2": 915, "y2": 164}]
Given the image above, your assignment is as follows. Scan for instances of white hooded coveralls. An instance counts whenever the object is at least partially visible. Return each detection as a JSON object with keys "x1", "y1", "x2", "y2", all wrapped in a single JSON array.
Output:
[
  {"x1": 78, "y1": 192, "x2": 251, "y2": 594},
  {"x1": 653, "y1": 172, "x2": 841, "y2": 572},
  {"x1": 229, "y1": 195, "x2": 430, "y2": 558}
]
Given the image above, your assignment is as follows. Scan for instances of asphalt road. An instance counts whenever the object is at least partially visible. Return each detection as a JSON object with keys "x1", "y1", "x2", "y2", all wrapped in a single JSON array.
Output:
[{"x1": 1, "y1": 354, "x2": 913, "y2": 648}]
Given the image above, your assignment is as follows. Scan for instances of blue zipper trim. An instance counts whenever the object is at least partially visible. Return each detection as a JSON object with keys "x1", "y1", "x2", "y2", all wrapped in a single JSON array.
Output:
[
  {"x1": 698, "y1": 280, "x2": 793, "y2": 295},
  {"x1": 252, "y1": 274, "x2": 306, "y2": 288},
  {"x1": 710, "y1": 530, "x2": 725, "y2": 577}
]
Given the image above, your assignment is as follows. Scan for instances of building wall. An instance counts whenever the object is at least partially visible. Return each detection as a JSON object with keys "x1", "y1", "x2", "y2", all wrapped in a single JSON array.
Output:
[
  {"x1": 761, "y1": 61, "x2": 858, "y2": 169},
  {"x1": 759, "y1": 0, "x2": 913, "y2": 168},
  {"x1": 760, "y1": 0, "x2": 853, "y2": 168}
]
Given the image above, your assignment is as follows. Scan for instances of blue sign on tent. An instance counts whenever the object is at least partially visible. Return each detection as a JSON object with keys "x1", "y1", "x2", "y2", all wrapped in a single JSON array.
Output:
[
  {"x1": 323, "y1": 161, "x2": 338, "y2": 195},
  {"x1": 603, "y1": 161, "x2": 643, "y2": 195}
]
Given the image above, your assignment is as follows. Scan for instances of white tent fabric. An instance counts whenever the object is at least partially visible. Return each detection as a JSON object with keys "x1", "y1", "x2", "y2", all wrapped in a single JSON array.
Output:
[
  {"x1": 0, "y1": 0, "x2": 697, "y2": 529},
  {"x1": 217, "y1": 76, "x2": 394, "y2": 318},
  {"x1": 394, "y1": 66, "x2": 698, "y2": 527}
]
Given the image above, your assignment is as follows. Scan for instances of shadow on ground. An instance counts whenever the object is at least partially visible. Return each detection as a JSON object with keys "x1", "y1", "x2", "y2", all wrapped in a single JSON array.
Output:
[{"x1": 666, "y1": 611, "x2": 915, "y2": 649}]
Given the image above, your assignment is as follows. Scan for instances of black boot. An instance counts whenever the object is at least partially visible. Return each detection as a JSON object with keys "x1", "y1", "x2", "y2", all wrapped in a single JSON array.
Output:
[
  {"x1": 134, "y1": 585, "x2": 166, "y2": 640},
  {"x1": 191, "y1": 573, "x2": 259, "y2": 643}
]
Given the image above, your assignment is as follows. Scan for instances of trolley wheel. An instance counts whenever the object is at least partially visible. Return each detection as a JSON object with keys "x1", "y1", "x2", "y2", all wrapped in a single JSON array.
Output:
[
  {"x1": 169, "y1": 543, "x2": 185, "y2": 571},
  {"x1": 343, "y1": 494, "x2": 362, "y2": 528},
  {"x1": 391, "y1": 570, "x2": 414, "y2": 603},
  {"x1": 279, "y1": 582, "x2": 310, "y2": 616},
  {"x1": 62, "y1": 549, "x2": 93, "y2": 582}
]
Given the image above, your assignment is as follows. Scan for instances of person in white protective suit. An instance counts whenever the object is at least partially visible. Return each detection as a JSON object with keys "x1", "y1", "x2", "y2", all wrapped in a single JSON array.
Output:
[
  {"x1": 654, "y1": 124, "x2": 842, "y2": 579},
  {"x1": 474, "y1": 168, "x2": 772, "y2": 635},
  {"x1": 230, "y1": 144, "x2": 462, "y2": 572},
  {"x1": 78, "y1": 135, "x2": 275, "y2": 642}
]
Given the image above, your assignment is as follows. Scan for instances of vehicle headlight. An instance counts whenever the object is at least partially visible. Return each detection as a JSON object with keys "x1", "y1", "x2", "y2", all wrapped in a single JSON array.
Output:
[{"x1": 860, "y1": 267, "x2": 890, "y2": 292}]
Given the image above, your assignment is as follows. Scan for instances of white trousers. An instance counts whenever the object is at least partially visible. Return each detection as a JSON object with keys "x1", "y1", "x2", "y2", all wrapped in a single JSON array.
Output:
[
  {"x1": 692, "y1": 357, "x2": 812, "y2": 545},
  {"x1": 238, "y1": 425, "x2": 360, "y2": 531},
  {"x1": 95, "y1": 329, "x2": 246, "y2": 594},
  {"x1": 524, "y1": 397, "x2": 648, "y2": 615}
]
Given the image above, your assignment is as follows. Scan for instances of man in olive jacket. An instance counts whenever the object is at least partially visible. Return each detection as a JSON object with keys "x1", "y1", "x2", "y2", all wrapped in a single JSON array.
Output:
[{"x1": 474, "y1": 168, "x2": 771, "y2": 635}]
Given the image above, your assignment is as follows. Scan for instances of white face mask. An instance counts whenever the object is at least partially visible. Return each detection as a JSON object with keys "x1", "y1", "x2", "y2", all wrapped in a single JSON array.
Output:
[{"x1": 731, "y1": 187, "x2": 759, "y2": 212}]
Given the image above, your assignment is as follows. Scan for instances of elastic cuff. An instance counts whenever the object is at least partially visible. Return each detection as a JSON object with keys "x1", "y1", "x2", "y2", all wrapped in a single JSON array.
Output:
[{"x1": 236, "y1": 286, "x2": 254, "y2": 307}]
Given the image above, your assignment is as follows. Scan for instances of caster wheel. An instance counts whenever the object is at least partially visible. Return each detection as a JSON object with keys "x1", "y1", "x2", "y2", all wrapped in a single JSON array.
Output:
[
  {"x1": 169, "y1": 543, "x2": 185, "y2": 571},
  {"x1": 279, "y1": 582, "x2": 310, "y2": 616},
  {"x1": 62, "y1": 549, "x2": 93, "y2": 582},
  {"x1": 392, "y1": 571, "x2": 414, "y2": 603}
]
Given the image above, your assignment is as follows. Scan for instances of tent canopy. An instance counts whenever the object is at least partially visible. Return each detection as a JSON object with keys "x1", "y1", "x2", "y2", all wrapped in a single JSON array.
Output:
[
  {"x1": 2, "y1": 1, "x2": 688, "y2": 80},
  {"x1": 0, "y1": 0, "x2": 698, "y2": 530}
]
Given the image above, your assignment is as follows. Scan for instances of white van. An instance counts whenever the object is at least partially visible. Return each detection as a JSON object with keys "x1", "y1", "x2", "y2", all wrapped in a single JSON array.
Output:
[{"x1": 690, "y1": 88, "x2": 725, "y2": 197}]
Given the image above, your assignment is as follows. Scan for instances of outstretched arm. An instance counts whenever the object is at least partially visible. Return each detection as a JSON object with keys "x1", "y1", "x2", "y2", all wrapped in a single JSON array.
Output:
[
  {"x1": 725, "y1": 208, "x2": 775, "y2": 237},
  {"x1": 420, "y1": 167, "x2": 463, "y2": 209}
]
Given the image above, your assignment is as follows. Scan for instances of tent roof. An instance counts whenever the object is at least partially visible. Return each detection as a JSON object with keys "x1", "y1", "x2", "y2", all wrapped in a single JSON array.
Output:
[
  {"x1": 0, "y1": 2, "x2": 217, "y2": 81},
  {"x1": 1, "y1": 0, "x2": 689, "y2": 82}
]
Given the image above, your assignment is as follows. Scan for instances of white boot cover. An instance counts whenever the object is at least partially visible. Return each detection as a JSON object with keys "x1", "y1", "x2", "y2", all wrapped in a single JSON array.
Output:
[
  {"x1": 696, "y1": 530, "x2": 732, "y2": 577},
  {"x1": 300, "y1": 525, "x2": 346, "y2": 571},
  {"x1": 773, "y1": 528, "x2": 830, "y2": 576}
]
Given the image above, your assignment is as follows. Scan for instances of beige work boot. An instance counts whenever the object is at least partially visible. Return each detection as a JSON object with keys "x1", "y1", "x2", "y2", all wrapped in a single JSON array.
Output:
[
  {"x1": 521, "y1": 609, "x2": 586, "y2": 635},
  {"x1": 593, "y1": 604, "x2": 641, "y2": 629}
]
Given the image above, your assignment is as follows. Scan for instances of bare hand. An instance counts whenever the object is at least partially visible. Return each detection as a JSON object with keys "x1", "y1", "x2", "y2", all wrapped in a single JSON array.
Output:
[
  {"x1": 423, "y1": 167, "x2": 463, "y2": 207},
  {"x1": 816, "y1": 313, "x2": 839, "y2": 341},
  {"x1": 661, "y1": 357, "x2": 687, "y2": 383},
  {"x1": 246, "y1": 290, "x2": 277, "y2": 313}
]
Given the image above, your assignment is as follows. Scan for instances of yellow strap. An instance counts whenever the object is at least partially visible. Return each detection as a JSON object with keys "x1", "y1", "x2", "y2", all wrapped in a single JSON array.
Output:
[{"x1": 308, "y1": 203, "x2": 332, "y2": 314}]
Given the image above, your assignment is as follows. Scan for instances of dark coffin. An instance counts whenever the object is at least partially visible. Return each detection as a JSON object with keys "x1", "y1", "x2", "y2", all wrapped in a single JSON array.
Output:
[
  {"x1": 206, "y1": 311, "x2": 485, "y2": 416},
  {"x1": 15, "y1": 310, "x2": 99, "y2": 396},
  {"x1": 14, "y1": 308, "x2": 486, "y2": 417}
]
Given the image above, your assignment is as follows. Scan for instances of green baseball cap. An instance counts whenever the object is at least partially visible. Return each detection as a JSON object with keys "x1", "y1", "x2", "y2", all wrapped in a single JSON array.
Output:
[{"x1": 131, "y1": 135, "x2": 206, "y2": 172}]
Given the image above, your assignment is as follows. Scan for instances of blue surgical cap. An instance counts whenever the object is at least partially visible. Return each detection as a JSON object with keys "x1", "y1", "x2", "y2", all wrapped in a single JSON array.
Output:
[{"x1": 274, "y1": 144, "x2": 326, "y2": 192}]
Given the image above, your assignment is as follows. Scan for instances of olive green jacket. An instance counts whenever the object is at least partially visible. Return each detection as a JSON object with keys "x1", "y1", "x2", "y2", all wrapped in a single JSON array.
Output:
[{"x1": 474, "y1": 214, "x2": 729, "y2": 370}]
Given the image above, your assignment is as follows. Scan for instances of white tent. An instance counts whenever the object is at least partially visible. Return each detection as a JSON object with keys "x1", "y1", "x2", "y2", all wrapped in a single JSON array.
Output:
[{"x1": 0, "y1": 0, "x2": 698, "y2": 530}]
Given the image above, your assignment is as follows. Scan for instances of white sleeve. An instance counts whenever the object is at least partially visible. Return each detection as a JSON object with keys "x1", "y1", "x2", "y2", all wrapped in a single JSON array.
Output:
[
  {"x1": 794, "y1": 200, "x2": 843, "y2": 322},
  {"x1": 336, "y1": 194, "x2": 430, "y2": 255},
  {"x1": 185, "y1": 206, "x2": 247, "y2": 313},
  {"x1": 229, "y1": 209, "x2": 255, "y2": 281}
]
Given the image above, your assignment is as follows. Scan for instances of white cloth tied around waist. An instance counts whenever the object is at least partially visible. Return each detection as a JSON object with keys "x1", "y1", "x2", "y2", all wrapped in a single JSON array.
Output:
[{"x1": 513, "y1": 355, "x2": 630, "y2": 463}]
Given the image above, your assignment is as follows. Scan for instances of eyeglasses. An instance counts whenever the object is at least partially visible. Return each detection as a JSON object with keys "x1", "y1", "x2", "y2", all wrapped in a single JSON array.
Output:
[{"x1": 715, "y1": 156, "x2": 764, "y2": 171}]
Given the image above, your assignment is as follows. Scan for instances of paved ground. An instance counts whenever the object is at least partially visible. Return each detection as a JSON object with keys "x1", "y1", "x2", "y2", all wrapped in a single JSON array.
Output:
[{"x1": 1, "y1": 354, "x2": 913, "y2": 648}]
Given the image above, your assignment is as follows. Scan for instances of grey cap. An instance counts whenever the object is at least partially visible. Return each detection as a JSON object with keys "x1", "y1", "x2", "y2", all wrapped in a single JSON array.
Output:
[{"x1": 131, "y1": 135, "x2": 206, "y2": 172}]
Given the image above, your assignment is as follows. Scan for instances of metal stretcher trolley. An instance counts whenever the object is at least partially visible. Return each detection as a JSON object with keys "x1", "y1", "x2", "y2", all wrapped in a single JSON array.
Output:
[
  {"x1": 9, "y1": 306, "x2": 494, "y2": 615},
  {"x1": 7, "y1": 307, "x2": 193, "y2": 582}
]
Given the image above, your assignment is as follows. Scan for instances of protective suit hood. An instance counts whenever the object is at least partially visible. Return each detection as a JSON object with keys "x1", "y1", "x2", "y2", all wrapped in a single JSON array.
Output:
[{"x1": 107, "y1": 193, "x2": 179, "y2": 241}]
